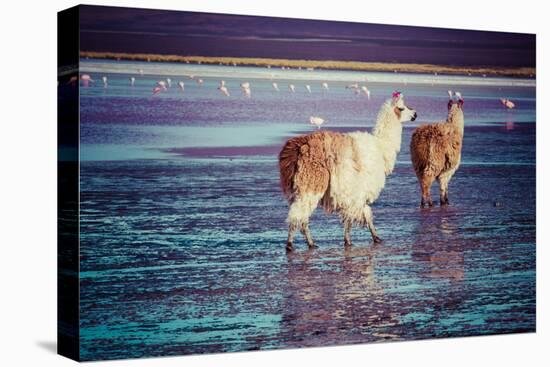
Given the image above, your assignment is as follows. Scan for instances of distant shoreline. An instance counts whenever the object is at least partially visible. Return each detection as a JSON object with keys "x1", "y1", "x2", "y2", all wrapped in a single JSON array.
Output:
[{"x1": 80, "y1": 51, "x2": 535, "y2": 78}]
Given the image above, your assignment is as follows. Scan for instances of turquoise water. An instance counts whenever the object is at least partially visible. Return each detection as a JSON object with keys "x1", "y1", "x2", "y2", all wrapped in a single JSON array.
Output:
[{"x1": 77, "y1": 60, "x2": 535, "y2": 360}]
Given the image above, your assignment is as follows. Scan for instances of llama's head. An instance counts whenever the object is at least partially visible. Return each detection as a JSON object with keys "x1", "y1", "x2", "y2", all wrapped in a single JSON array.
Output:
[
  {"x1": 392, "y1": 91, "x2": 417, "y2": 122},
  {"x1": 447, "y1": 91, "x2": 465, "y2": 121}
]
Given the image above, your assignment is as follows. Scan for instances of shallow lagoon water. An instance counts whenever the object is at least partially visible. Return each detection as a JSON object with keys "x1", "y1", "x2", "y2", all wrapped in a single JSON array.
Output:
[{"x1": 78, "y1": 60, "x2": 535, "y2": 360}]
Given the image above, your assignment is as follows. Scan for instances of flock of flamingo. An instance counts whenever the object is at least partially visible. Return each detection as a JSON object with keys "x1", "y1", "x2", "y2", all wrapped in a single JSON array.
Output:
[
  {"x1": 78, "y1": 70, "x2": 374, "y2": 100},
  {"x1": 76, "y1": 68, "x2": 517, "y2": 129}
]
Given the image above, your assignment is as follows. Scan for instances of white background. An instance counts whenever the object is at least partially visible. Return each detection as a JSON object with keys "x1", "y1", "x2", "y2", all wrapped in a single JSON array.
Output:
[{"x1": 0, "y1": 0, "x2": 547, "y2": 365}]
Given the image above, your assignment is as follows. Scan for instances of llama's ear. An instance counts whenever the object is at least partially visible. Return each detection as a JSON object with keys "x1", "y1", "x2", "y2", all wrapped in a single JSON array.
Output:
[{"x1": 392, "y1": 91, "x2": 402, "y2": 104}]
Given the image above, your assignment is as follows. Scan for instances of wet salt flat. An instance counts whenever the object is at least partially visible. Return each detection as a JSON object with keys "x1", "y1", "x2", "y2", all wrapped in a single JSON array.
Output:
[{"x1": 78, "y1": 60, "x2": 535, "y2": 360}]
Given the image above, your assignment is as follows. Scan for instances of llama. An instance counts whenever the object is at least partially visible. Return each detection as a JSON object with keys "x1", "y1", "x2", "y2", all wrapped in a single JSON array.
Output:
[
  {"x1": 279, "y1": 92, "x2": 417, "y2": 251},
  {"x1": 410, "y1": 92, "x2": 465, "y2": 207}
]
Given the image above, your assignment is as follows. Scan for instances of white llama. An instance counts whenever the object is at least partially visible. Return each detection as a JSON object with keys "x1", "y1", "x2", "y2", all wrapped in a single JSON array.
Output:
[{"x1": 279, "y1": 92, "x2": 417, "y2": 251}]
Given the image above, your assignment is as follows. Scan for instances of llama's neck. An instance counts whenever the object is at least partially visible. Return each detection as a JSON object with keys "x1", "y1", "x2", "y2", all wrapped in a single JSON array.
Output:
[
  {"x1": 447, "y1": 110, "x2": 465, "y2": 137},
  {"x1": 372, "y1": 106, "x2": 403, "y2": 176}
]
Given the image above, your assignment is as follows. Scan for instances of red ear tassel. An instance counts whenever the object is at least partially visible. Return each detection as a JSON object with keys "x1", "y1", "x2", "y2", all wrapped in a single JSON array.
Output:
[
  {"x1": 448, "y1": 100, "x2": 453, "y2": 110},
  {"x1": 458, "y1": 99, "x2": 464, "y2": 108}
]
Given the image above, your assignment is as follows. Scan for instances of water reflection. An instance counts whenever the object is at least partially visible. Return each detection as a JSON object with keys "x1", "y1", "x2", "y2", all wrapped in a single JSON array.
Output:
[
  {"x1": 503, "y1": 110, "x2": 516, "y2": 130},
  {"x1": 412, "y1": 209, "x2": 465, "y2": 283},
  {"x1": 280, "y1": 244, "x2": 400, "y2": 347},
  {"x1": 407, "y1": 208, "x2": 468, "y2": 334}
]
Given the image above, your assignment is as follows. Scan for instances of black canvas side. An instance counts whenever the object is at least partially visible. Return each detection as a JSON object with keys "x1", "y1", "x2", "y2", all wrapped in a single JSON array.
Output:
[{"x1": 57, "y1": 5, "x2": 80, "y2": 362}]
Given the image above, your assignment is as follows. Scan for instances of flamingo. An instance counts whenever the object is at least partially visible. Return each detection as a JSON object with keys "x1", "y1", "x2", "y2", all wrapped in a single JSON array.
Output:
[
  {"x1": 500, "y1": 98, "x2": 515, "y2": 109},
  {"x1": 102, "y1": 76, "x2": 108, "y2": 88},
  {"x1": 322, "y1": 82, "x2": 329, "y2": 91},
  {"x1": 152, "y1": 86, "x2": 163, "y2": 95},
  {"x1": 178, "y1": 81, "x2": 185, "y2": 92},
  {"x1": 305, "y1": 85, "x2": 312, "y2": 93},
  {"x1": 240, "y1": 82, "x2": 251, "y2": 98},
  {"x1": 196, "y1": 79, "x2": 203, "y2": 86},
  {"x1": 166, "y1": 78, "x2": 172, "y2": 88},
  {"x1": 218, "y1": 80, "x2": 229, "y2": 96},
  {"x1": 361, "y1": 86, "x2": 371, "y2": 99},
  {"x1": 272, "y1": 82, "x2": 279, "y2": 91},
  {"x1": 80, "y1": 74, "x2": 93, "y2": 87},
  {"x1": 309, "y1": 116, "x2": 325, "y2": 129},
  {"x1": 130, "y1": 77, "x2": 135, "y2": 86},
  {"x1": 289, "y1": 84, "x2": 295, "y2": 93},
  {"x1": 219, "y1": 85, "x2": 230, "y2": 96},
  {"x1": 157, "y1": 80, "x2": 167, "y2": 90},
  {"x1": 346, "y1": 83, "x2": 360, "y2": 95}
]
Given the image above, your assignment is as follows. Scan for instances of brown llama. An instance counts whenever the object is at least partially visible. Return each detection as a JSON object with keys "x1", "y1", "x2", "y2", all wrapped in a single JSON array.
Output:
[{"x1": 410, "y1": 92, "x2": 464, "y2": 207}]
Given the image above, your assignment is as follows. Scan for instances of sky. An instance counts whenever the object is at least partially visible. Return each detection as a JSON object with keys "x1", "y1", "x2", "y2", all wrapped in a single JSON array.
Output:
[{"x1": 78, "y1": 5, "x2": 535, "y2": 67}]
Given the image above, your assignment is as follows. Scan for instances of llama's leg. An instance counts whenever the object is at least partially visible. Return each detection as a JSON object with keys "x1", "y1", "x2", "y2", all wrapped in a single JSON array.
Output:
[
  {"x1": 286, "y1": 193, "x2": 322, "y2": 251},
  {"x1": 286, "y1": 223, "x2": 298, "y2": 252},
  {"x1": 301, "y1": 222, "x2": 316, "y2": 249},
  {"x1": 343, "y1": 219, "x2": 353, "y2": 247},
  {"x1": 437, "y1": 176, "x2": 449, "y2": 206},
  {"x1": 420, "y1": 175, "x2": 435, "y2": 208},
  {"x1": 341, "y1": 207, "x2": 361, "y2": 247},
  {"x1": 438, "y1": 169, "x2": 456, "y2": 206},
  {"x1": 363, "y1": 205, "x2": 382, "y2": 243}
]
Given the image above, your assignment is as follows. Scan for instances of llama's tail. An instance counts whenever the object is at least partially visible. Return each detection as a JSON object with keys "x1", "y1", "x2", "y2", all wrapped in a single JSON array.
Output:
[
  {"x1": 423, "y1": 144, "x2": 437, "y2": 175},
  {"x1": 410, "y1": 129, "x2": 432, "y2": 177},
  {"x1": 279, "y1": 135, "x2": 309, "y2": 201}
]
